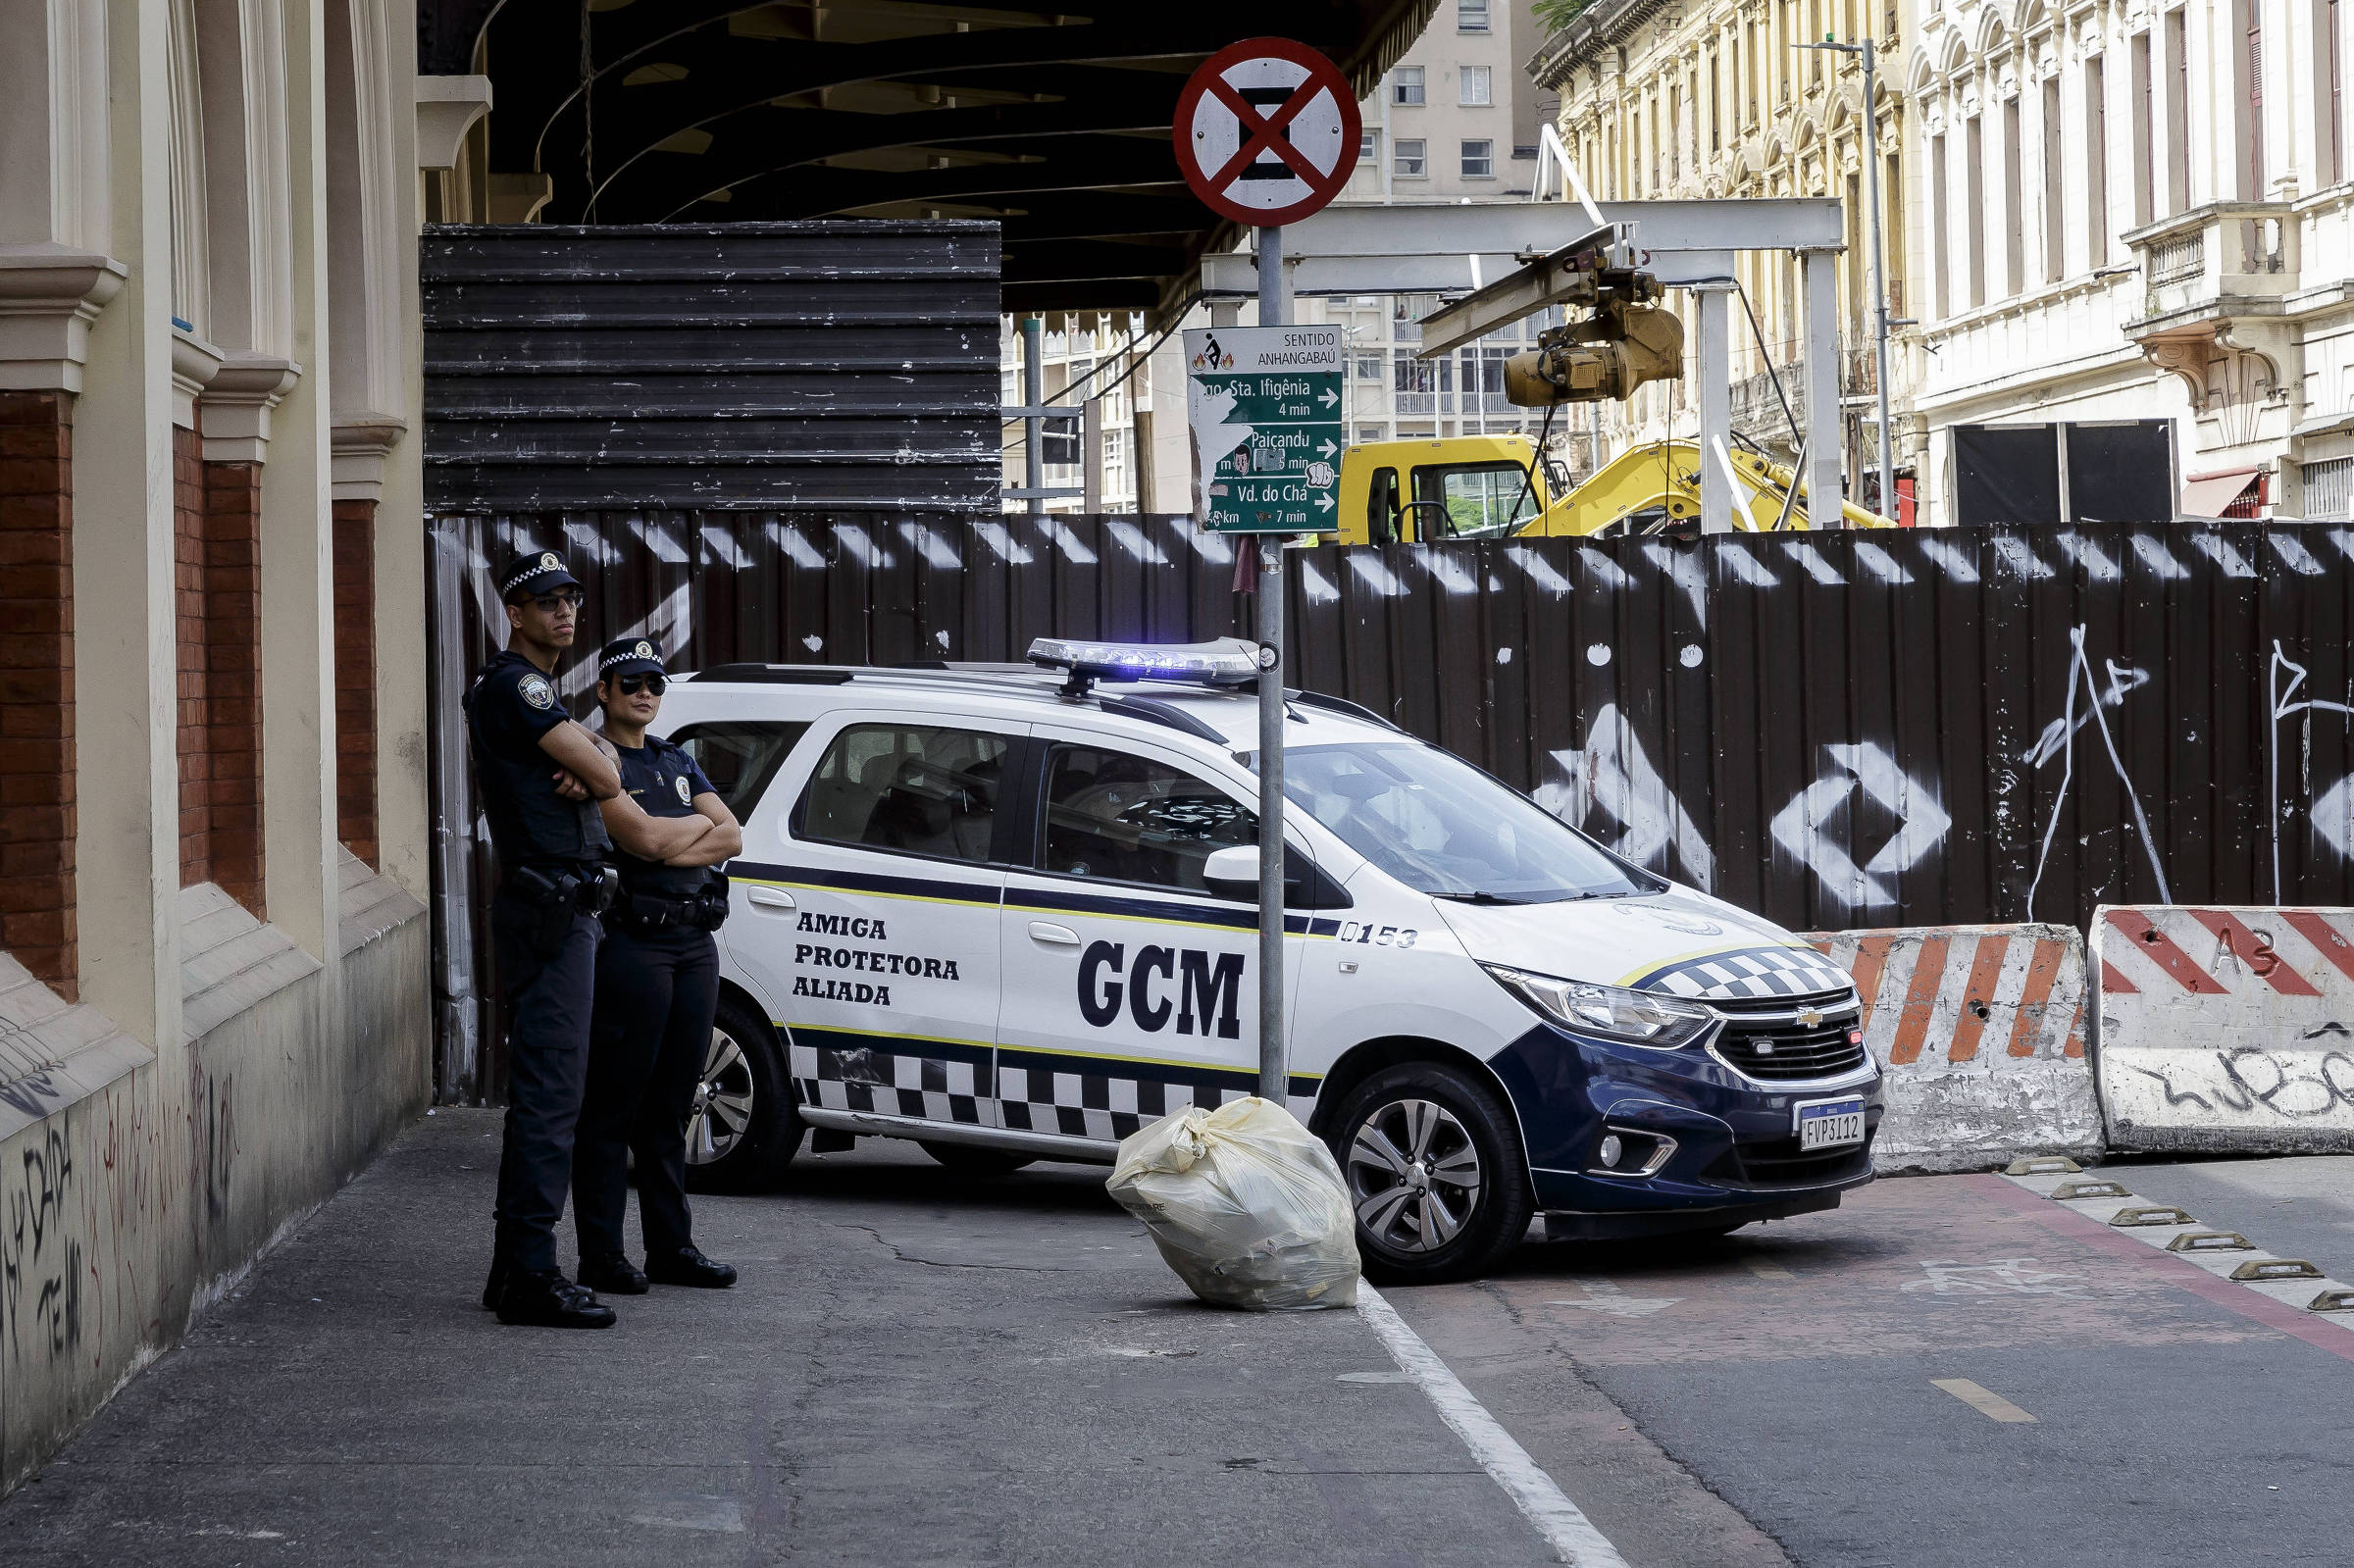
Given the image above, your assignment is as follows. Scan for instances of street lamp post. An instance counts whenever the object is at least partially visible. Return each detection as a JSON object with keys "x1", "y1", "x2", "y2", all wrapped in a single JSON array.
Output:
[{"x1": 1797, "y1": 33, "x2": 1894, "y2": 517}]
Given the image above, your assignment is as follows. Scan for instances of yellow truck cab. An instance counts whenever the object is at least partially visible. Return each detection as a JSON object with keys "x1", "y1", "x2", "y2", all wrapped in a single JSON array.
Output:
[
  {"x1": 1333, "y1": 434, "x2": 1894, "y2": 544},
  {"x1": 1337, "y1": 435, "x2": 1553, "y2": 545}
]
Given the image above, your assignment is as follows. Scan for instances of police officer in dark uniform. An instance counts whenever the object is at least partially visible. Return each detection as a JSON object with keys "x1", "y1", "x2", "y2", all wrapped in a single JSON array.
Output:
[
  {"x1": 573, "y1": 638, "x2": 742, "y2": 1294},
  {"x1": 467, "y1": 549, "x2": 628, "y2": 1328}
]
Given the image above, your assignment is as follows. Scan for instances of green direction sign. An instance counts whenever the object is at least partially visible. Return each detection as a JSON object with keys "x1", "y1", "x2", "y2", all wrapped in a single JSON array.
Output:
[{"x1": 1183, "y1": 325, "x2": 1345, "y2": 532}]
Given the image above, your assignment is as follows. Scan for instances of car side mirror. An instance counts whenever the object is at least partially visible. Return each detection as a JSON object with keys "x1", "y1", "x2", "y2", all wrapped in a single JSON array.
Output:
[{"x1": 1202, "y1": 844, "x2": 1260, "y2": 899}]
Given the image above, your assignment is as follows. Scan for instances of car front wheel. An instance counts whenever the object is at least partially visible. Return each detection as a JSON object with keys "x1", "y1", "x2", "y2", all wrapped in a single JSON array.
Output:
[
  {"x1": 684, "y1": 996, "x2": 802, "y2": 1193},
  {"x1": 1327, "y1": 1061, "x2": 1533, "y2": 1285}
]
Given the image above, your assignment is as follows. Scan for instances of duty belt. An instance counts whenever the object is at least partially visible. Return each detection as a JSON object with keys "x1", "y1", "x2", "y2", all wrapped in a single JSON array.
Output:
[{"x1": 615, "y1": 886, "x2": 725, "y2": 932}]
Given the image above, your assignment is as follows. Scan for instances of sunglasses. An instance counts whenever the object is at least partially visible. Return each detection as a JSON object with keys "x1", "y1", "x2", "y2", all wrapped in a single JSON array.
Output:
[
  {"x1": 529, "y1": 589, "x2": 585, "y2": 613},
  {"x1": 613, "y1": 673, "x2": 667, "y2": 695}
]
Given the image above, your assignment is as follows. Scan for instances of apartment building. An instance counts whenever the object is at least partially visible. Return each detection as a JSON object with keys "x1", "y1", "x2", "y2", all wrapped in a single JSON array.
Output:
[{"x1": 1004, "y1": 0, "x2": 1567, "y2": 511}]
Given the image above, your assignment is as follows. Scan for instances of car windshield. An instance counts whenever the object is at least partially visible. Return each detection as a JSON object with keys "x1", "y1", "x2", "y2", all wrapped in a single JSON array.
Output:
[{"x1": 1284, "y1": 742, "x2": 1654, "y2": 902}]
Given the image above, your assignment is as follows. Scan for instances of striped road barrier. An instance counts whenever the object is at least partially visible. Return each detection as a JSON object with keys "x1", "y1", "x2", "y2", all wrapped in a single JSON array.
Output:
[
  {"x1": 2093, "y1": 904, "x2": 2354, "y2": 1153},
  {"x1": 1805, "y1": 924, "x2": 2098, "y2": 1173}
]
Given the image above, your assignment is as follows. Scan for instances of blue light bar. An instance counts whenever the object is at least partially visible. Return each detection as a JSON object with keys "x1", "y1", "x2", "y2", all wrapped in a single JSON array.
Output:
[{"x1": 1026, "y1": 636, "x2": 1265, "y2": 687}]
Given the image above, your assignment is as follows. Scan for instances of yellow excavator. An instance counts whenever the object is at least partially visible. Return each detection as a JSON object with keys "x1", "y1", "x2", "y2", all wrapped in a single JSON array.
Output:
[
  {"x1": 1323, "y1": 241, "x2": 1891, "y2": 543},
  {"x1": 1329, "y1": 432, "x2": 1895, "y2": 545}
]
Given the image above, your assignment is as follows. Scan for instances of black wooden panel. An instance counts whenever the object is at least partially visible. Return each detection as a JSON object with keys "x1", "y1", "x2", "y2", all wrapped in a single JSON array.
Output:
[{"x1": 421, "y1": 223, "x2": 1000, "y2": 512}]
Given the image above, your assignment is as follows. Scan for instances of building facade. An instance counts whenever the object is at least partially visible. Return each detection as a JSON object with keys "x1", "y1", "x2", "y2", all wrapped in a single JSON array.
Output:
[
  {"x1": 1537, "y1": 0, "x2": 2354, "y2": 525},
  {"x1": 1906, "y1": 0, "x2": 2354, "y2": 522},
  {"x1": 0, "y1": 0, "x2": 434, "y2": 1489},
  {"x1": 1534, "y1": 0, "x2": 1913, "y2": 508}
]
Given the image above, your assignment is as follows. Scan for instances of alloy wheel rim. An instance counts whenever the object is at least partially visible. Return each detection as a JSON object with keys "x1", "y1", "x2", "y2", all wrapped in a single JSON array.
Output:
[
  {"x1": 1346, "y1": 1097, "x2": 1483, "y2": 1254},
  {"x1": 685, "y1": 1027, "x2": 755, "y2": 1166}
]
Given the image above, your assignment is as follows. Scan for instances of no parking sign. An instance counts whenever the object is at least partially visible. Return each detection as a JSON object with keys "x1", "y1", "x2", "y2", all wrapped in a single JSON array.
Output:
[{"x1": 1173, "y1": 38, "x2": 1361, "y2": 228}]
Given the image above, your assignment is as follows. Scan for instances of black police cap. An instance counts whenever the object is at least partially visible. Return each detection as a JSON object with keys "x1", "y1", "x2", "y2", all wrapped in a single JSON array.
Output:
[
  {"x1": 496, "y1": 548, "x2": 584, "y2": 603},
  {"x1": 597, "y1": 637, "x2": 667, "y2": 680}
]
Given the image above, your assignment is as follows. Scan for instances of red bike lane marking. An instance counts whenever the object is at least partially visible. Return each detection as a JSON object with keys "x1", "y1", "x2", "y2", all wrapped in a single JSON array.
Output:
[{"x1": 1970, "y1": 1174, "x2": 2354, "y2": 1367}]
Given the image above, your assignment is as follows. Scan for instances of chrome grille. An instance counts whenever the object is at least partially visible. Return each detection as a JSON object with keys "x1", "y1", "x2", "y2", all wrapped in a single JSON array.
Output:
[{"x1": 1708, "y1": 990, "x2": 1868, "y2": 1081}]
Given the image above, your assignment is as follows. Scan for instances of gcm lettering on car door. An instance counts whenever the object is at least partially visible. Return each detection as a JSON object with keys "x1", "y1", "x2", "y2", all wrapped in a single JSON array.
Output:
[{"x1": 995, "y1": 733, "x2": 1277, "y2": 1141}]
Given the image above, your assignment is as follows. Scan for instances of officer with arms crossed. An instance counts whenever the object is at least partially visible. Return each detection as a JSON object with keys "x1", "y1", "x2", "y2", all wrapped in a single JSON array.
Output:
[
  {"x1": 574, "y1": 639, "x2": 743, "y2": 1294},
  {"x1": 469, "y1": 552, "x2": 714, "y2": 1329}
]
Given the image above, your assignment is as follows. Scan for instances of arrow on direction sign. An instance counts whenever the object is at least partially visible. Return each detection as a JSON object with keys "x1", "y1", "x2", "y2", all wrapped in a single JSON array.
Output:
[
  {"x1": 1317, "y1": 438, "x2": 1339, "y2": 458},
  {"x1": 1317, "y1": 387, "x2": 1339, "y2": 409},
  {"x1": 1313, "y1": 490, "x2": 1336, "y2": 513}
]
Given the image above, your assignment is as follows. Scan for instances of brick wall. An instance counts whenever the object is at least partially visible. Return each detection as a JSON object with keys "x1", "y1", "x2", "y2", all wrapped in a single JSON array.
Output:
[
  {"x1": 332, "y1": 499, "x2": 378, "y2": 867},
  {"x1": 202, "y1": 460, "x2": 264, "y2": 914},
  {"x1": 174, "y1": 422, "x2": 266, "y2": 918},
  {"x1": 174, "y1": 426, "x2": 209, "y2": 886},
  {"x1": 0, "y1": 391, "x2": 77, "y2": 999}
]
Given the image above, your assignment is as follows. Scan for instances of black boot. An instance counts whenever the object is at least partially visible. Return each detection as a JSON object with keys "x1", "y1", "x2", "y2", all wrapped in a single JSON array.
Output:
[
  {"x1": 644, "y1": 1245, "x2": 737, "y2": 1289},
  {"x1": 578, "y1": 1252, "x2": 650, "y2": 1294},
  {"x1": 495, "y1": 1269, "x2": 618, "y2": 1329},
  {"x1": 482, "y1": 1256, "x2": 510, "y2": 1312}
]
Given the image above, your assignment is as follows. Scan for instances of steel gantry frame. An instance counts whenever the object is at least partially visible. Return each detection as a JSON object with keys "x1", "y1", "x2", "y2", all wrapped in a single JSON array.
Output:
[{"x1": 1198, "y1": 197, "x2": 1851, "y2": 533}]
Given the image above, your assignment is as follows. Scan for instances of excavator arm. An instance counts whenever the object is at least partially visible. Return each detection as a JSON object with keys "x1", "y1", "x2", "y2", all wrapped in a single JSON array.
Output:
[{"x1": 1514, "y1": 440, "x2": 1895, "y2": 536}]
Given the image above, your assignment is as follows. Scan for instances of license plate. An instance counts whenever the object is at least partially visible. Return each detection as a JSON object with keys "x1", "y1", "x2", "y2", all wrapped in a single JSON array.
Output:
[{"x1": 1794, "y1": 1097, "x2": 1866, "y2": 1151}]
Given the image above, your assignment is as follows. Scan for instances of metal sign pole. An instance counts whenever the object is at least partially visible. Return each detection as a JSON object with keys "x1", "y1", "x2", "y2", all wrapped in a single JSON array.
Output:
[
  {"x1": 1256, "y1": 223, "x2": 1288, "y2": 1105},
  {"x1": 1022, "y1": 315, "x2": 1046, "y2": 517}
]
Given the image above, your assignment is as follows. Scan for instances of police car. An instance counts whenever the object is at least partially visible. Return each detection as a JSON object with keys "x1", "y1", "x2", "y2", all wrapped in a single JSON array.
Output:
[{"x1": 651, "y1": 637, "x2": 1882, "y2": 1284}]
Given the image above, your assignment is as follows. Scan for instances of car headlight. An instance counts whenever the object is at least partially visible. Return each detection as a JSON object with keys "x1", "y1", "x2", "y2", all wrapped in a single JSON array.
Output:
[{"x1": 1480, "y1": 965, "x2": 1715, "y2": 1048}]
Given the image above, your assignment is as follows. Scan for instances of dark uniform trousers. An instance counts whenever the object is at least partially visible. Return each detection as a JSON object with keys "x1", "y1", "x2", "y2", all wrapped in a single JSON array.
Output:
[
  {"x1": 490, "y1": 892, "x2": 602, "y2": 1274},
  {"x1": 574, "y1": 922, "x2": 719, "y2": 1258}
]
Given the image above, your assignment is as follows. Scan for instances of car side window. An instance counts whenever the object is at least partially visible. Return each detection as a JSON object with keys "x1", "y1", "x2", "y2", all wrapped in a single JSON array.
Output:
[
  {"x1": 669, "y1": 721, "x2": 810, "y2": 818},
  {"x1": 1039, "y1": 743, "x2": 1255, "y2": 893},
  {"x1": 794, "y1": 724, "x2": 1008, "y2": 865}
]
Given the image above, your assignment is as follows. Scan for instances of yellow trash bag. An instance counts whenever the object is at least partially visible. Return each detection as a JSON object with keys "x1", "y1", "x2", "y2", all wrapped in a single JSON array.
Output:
[{"x1": 1105, "y1": 1096, "x2": 1361, "y2": 1312}]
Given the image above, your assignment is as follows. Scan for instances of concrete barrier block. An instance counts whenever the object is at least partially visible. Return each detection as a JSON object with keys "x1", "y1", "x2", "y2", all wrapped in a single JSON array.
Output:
[
  {"x1": 2093, "y1": 904, "x2": 2354, "y2": 1153},
  {"x1": 1806, "y1": 924, "x2": 2099, "y2": 1174}
]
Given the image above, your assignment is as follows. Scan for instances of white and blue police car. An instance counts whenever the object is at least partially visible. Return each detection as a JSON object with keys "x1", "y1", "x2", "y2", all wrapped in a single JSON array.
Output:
[{"x1": 651, "y1": 637, "x2": 1882, "y2": 1284}]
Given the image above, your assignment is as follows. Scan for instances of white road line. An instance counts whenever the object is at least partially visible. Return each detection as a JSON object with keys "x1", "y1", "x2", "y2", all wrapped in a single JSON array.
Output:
[{"x1": 1356, "y1": 1284, "x2": 1631, "y2": 1568}]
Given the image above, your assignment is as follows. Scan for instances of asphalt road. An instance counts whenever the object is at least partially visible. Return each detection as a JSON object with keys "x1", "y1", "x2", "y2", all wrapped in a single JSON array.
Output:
[{"x1": 2, "y1": 1116, "x2": 2349, "y2": 1567}]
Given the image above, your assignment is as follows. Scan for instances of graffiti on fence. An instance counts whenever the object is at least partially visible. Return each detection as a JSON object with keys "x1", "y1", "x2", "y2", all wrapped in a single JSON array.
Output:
[{"x1": 2024, "y1": 626, "x2": 2170, "y2": 919}]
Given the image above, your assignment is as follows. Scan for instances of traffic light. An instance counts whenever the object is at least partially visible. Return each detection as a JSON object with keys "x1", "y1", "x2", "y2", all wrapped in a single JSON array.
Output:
[{"x1": 1503, "y1": 261, "x2": 1684, "y2": 407}]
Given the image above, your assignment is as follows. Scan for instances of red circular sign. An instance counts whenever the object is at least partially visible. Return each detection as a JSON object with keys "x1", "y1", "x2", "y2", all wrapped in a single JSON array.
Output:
[{"x1": 1173, "y1": 37, "x2": 1362, "y2": 228}]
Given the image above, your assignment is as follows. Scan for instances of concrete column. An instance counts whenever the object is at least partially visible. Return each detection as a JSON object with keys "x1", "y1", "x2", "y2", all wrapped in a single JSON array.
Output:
[
  {"x1": 74, "y1": 0, "x2": 179, "y2": 1049},
  {"x1": 375, "y1": 3, "x2": 430, "y2": 904},
  {"x1": 1692, "y1": 281, "x2": 1734, "y2": 533},
  {"x1": 1800, "y1": 249, "x2": 1843, "y2": 527},
  {"x1": 256, "y1": 0, "x2": 335, "y2": 960},
  {"x1": 1082, "y1": 396, "x2": 1103, "y2": 512}
]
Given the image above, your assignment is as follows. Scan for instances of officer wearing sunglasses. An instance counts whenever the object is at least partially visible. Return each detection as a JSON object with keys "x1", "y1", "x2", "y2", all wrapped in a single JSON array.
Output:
[
  {"x1": 571, "y1": 637, "x2": 743, "y2": 1296},
  {"x1": 468, "y1": 551, "x2": 629, "y2": 1329}
]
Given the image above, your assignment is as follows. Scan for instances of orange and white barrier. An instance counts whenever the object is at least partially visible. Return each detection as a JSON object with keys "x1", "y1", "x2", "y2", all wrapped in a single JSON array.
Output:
[
  {"x1": 2094, "y1": 905, "x2": 2354, "y2": 1152},
  {"x1": 1806, "y1": 924, "x2": 2098, "y2": 1172}
]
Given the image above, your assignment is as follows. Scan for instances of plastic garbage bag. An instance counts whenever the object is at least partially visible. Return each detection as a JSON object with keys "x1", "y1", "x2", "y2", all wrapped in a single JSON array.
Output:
[{"x1": 1105, "y1": 1096, "x2": 1361, "y2": 1312}]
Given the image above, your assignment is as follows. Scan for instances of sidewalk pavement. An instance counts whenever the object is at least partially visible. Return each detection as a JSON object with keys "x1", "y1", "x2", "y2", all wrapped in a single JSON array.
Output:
[{"x1": 0, "y1": 1108, "x2": 1561, "y2": 1567}]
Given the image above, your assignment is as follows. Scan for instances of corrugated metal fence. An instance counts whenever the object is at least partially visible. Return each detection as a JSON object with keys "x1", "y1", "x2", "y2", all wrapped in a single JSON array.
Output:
[{"x1": 429, "y1": 511, "x2": 2354, "y2": 1099}]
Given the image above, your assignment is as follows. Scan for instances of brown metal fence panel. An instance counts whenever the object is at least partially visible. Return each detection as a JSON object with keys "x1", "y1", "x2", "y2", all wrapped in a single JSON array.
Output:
[{"x1": 428, "y1": 514, "x2": 2354, "y2": 1099}]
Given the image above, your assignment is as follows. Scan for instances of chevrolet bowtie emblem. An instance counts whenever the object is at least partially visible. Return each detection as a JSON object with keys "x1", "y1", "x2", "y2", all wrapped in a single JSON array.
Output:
[{"x1": 1798, "y1": 1007, "x2": 1822, "y2": 1028}]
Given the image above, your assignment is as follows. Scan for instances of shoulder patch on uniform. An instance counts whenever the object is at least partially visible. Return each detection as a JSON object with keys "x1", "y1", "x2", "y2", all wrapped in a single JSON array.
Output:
[
  {"x1": 518, "y1": 673, "x2": 556, "y2": 711},
  {"x1": 676, "y1": 775, "x2": 692, "y2": 804}
]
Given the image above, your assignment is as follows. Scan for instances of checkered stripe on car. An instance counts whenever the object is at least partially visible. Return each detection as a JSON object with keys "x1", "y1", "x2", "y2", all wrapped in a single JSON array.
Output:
[
  {"x1": 1634, "y1": 944, "x2": 1857, "y2": 1000},
  {"x1": 994, "y1": 1062, "x2": 1232, "y2": 1142},
  {"x1": 995, "y1": 1058, "x2": 1319, "y2": 1142},
  {"x1": 789, "y1": 1038, "x2": 987, "y2": 1125}
]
